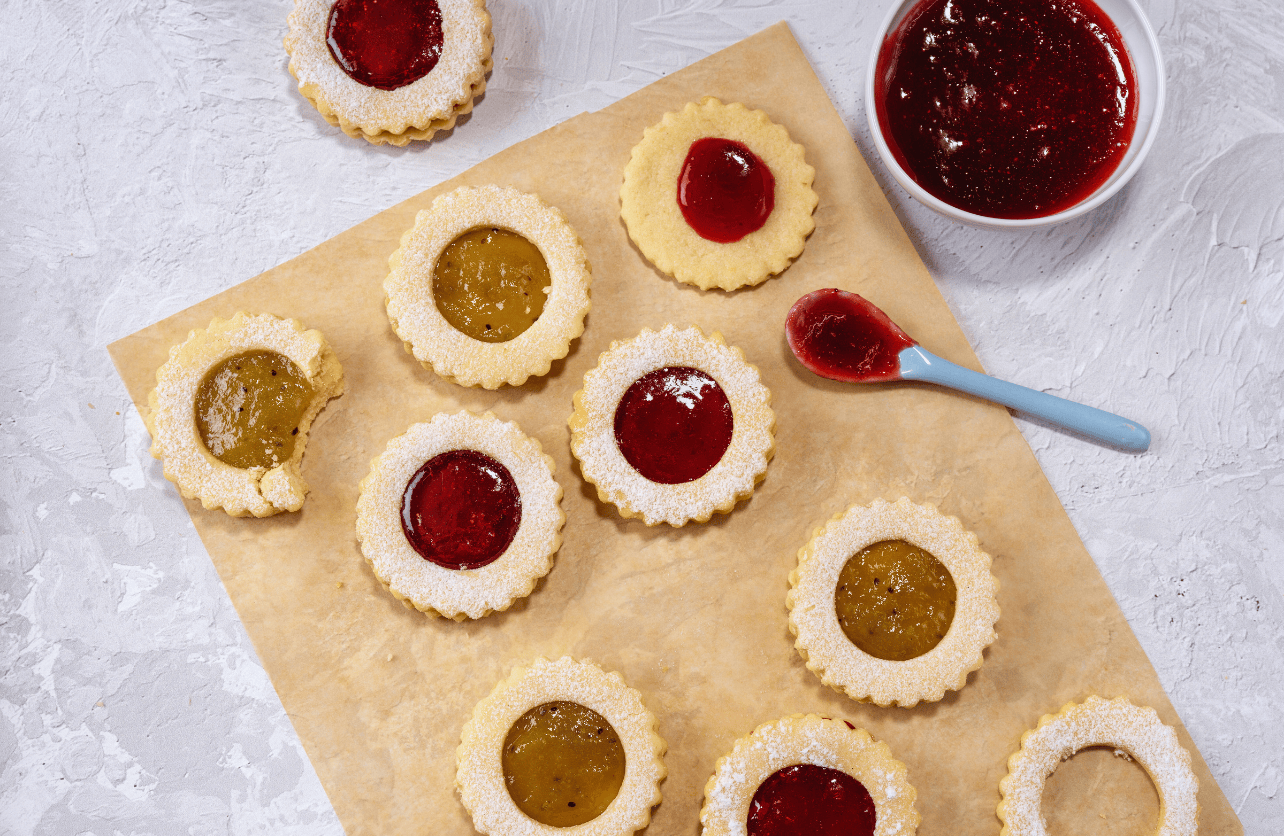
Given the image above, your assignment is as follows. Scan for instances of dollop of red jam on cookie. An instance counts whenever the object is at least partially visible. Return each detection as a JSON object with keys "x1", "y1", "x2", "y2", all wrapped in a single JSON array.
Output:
[
  {"x1": 747, "y1": 764, "x2": 877, "y2": 836},
  {"x1": 502, "y1": 701, "x2": 627, "y2": 827},
  {"x1": 195, "y1": 350, "x2": 314, "y2": 470},
  {"x1": 400, "y1": 450, "x2": 521, "y2": 569},
  {"x1": 326, "y1": 0, "x2": 445, "y2": 91},
  {"x1": 614, "y1": 366, "x2": 734, "y2": 484},
  {"x1": 678, "y1": 138, "x2": 775, "y2": 242},
  {"x1": 836, "y1": 539, "x2": 958, "y2": 661}
]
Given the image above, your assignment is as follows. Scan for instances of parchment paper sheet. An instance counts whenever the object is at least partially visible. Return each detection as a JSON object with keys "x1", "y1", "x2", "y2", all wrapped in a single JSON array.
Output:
[{"x1": 109, "y1": 24, "x2": 1240, "y2": 836}]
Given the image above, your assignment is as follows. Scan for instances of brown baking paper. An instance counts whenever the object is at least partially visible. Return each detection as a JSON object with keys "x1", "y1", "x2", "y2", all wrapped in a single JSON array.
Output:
[{"x1": 109, "y1": 23, "x2": 1240, "y2": 836}]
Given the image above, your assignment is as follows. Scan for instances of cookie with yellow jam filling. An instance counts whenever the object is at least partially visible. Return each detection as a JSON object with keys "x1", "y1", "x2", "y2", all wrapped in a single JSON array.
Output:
[
  {"x1": 457, "y1": 657, "x2": 666, "y2": 836},
  {"x1": 146, "y1": 313, "x2": 343, "y2": 517}
]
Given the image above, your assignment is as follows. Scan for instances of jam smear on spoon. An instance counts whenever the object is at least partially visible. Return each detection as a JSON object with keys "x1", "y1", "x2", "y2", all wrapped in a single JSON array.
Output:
[
  {"x1": 678, "y1": 138, "x2": 775, "y2": 243},
  {"x1": 327, "y1": 0, "x2": 445, "y2": 91},
  {"x1": 785, "y1": 288, "x2": 915, "y2": 383},
  {"x1": 401, "y1": 449, "x2": 521, "y2": 569}
]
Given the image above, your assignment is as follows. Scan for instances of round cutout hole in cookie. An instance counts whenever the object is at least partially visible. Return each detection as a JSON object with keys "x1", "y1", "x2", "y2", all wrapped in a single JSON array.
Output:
[
  {"x1": 195, "y1": 350, "x2": 314, "y2": 470},
  {"x1": 326, "y1": 0, "x2": 445, "y2": 91},
  {"x1": 433, "y1": 227, "x2": 552, "y2": 343},
  {"x1": 400, "y1": 449, "x2": 522, "y2": 570},
  {"x1": 834, "y1": 539, "x2": 957, "y2": 661},
  {"x1": 612, "y1": 366, "x2": 734, "y2": 485},
  {"x1": 502, "y1": 701, "x2": 626, "y2": 827},
  {"x1": 1040, "y1": 746, "x2": 1160, "y2": 836}
]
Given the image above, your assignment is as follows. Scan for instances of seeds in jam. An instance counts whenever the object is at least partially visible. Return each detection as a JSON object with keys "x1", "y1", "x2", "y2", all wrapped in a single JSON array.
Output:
[
  {"x1": 613, "y1": 366, "x2": 734, "y2": 484},
  {"x1": 326, "y1": 0, "x2": 445, "y2": 91},
  {"x1": 785, "y1": 288, "x2": 916, "y2": 384},
  {"x1": 502, "y1": 701, "x2": 626, "y2": 827},
  {"x1": 433, "y1": 227, "x2": 552, "y2": 343},
  {"x1": 875, "y1": 0, "x2": 1138, "y2": 218},
  {"x1": 747, "y1": 764, "x2": 877, "y2": 836},
  {"x1": 678, "y1": 137, "x2": 775, "y2": 243},
  {"x1": 195, "y1": 350, "x2": 314, "y2": 470},
  {"x1": 401, "y1": 450, "x2": 522, "y2": 570},
  {"x1": 835, "y1": 539, "x2": 957, "y2": 661}
]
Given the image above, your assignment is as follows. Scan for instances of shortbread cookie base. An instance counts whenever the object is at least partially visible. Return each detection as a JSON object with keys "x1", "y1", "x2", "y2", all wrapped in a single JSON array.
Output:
[
  {"x1": 998, "y1": 696, "x2": 1199, "y2": 836},
  {"x1": 385, "y1": 185, "x2": 592, "y2": 388},
  {"x1": 457, "y1": 657, "x2": 667, "y2": 836},
  {"x1": 568, "y1": 325, "x2": 775, "y2": 526},
  {"x1": 700, "y1": 714, "x2": 919, "y2": 836},
  {"x1": 285, "y1": 0, "x2": 493, "y2": 143},
  {"x1": 787, "y1": 497, "x2": 1000, "y2": 707},
  {"x1": 145, "y1": 312, "x2": 344, "y2": 517},
  {"x1": 355, "y1": 411, "x2": 564, "y2": 620},
  {"x1": 304, "y1": 61, "x2": 492, "y2": 146},
  {"x1": 620, "y1": 97, "x2": 817, "y2": 290}
]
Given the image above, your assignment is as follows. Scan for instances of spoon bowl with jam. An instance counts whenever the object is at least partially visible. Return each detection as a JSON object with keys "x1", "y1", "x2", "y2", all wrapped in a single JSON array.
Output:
[
  {"x1": 866, "y1": 0, "x2": 1165, "y2": 228},
  {"x1": 786, "y1": 288, "x2": 1151, "y2": 452}
]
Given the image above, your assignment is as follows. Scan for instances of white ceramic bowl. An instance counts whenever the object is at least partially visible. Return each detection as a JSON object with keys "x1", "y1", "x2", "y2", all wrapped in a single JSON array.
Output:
[{"x1": 865, "y1": 0, "x2": 1166, "y2": 229}]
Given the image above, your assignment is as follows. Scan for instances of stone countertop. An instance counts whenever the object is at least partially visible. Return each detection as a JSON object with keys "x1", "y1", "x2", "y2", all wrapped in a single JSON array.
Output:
[{"x1": 1, "y1": 0, "x2": 1280, "y2": 832}]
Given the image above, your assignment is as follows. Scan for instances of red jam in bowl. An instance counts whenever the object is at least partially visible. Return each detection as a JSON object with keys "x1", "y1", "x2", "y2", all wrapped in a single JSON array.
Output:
[
  {"x1": 678, "y1": 138, "x2": 775, "y2": 242},
  {"x1": 875, "y1": 0, "x2": 1138, "y2": 219},
  {"x1": 327, "y1": 0, "x2": 445, "y2": 91},
  {"x1": 746, "y1": 764, "x2": 877, "y2": 836},
  {"x1": 401, "y1": 450, "x2": 522, "y2": 570},
  {"x1": 613, "y1": 366, "x2": 734, "y2": 484}
]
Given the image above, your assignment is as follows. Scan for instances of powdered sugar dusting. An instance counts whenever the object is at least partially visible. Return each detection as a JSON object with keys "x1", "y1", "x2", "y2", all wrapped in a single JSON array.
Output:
[
  {"x1": 700, "y1": 715, "x2": 919, "y2": 836},
  {"x1": 146, "y1": 312, "x2": 343, "y2": 517},
  {"x1": 457, "y1": 657, "x2": 666, "y2": 836},
  {"x1": 787, "y1": 497, "x2": 999, "y2": 707},
  {"x1": 998, "y1": 696, "x2": 1199, "y2": 836},
  {"x1": 355, "y1": 411, "x2": 564, "y2": 619},
  {"x1": 569, "y1": 325, "x2": 774, "y2": 526},
  {"x1": 385, "y1": 185, "x2": 592, "y2": 389},
  {"x1": 285, "y1": 0, "x2": 491, "y2": 137}
]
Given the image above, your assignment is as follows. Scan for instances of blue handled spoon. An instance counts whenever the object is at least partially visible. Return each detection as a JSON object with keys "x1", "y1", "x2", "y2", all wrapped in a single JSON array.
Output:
[{"x1": 785, "y1": 288, "x2": 1151, "y2": 453}]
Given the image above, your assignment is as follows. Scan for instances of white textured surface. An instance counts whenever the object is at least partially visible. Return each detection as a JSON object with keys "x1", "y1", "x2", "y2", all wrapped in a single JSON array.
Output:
[{"x1": 0, "y1": 0, "x2": 1280, "y2": 833}]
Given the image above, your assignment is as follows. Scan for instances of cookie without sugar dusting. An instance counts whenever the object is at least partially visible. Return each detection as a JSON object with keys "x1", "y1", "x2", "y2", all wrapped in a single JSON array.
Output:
[
  {"x1": 284, "y1": 0, "x2": 493, "y2": 145},
  {"x1": 998, "y1": 696, "x2": 1199, "y2": 836},
  {"x1": 788, "y1": 497, "x2": 1000, "y2": 707},
  {"x1": 385, "y1": 185, "x2": 592, "y2": 388},
  {"x1": 457, "y1": 657, "x2": 667, "y2": 836},
  {"x1": 620, "y1": 97, "x2": 817, "y2": 290},
  {"x1": 355, "y1": 411, "x2": 564, "y2": 620},
  {"x1": 145, "y1": 312, "x2": 343, "y2": 518}
]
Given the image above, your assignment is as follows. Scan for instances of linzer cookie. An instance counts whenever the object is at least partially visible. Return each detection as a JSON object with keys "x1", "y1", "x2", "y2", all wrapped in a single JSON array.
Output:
[
  {"x1": 569, "y1": 325, "x2": 774, "y2": 526},
  {"x1": 355, "y1": 411, "x2": 564, "y2": 619},
  {"x1": 457, "y1": 657, "x2": 666, "y2": 836},
  {"x1": 700, "y1": 715, "x2": 919, "y2": 836},
  {"x1": 145, "y1": 313, "x2": 344, "y2": 517},
  {"x1": 620, "y1": 97, "x2": 817, "y2": 290},
  {"x1": 999, "y1": 696, "x2": 1199, "y2": 836},
  {"x1": 788, "y1": 498, "x2": 1000, "y2": 706},
  {"x1": 385, "y1": 185, "x2": 592, "y2": 388},
  {"x1": 284, "y1": 0, "x2": 493, "y2": 145}
]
